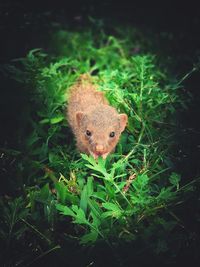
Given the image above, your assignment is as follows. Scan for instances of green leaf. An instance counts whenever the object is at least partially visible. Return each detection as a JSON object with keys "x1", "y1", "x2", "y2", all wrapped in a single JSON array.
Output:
[
  {"x1": 50, "y1": 116, "x2": 64, "y2": 124},
  {"x1": 80, "y1": 185, "x2": 88, "y2": 214},
  {"x1": 157, "y1": 187, "x2": 175, "y2": 201},
  {"x1": 102, "y1": 202, "x2": 121, "y2": 211},
  {"x1": 85, "y1": 164, "x2": 98, "y2": 171},
  {"x1": 97, "y1": 156, "x2": 106, "y2": 171},
  {"x1": 81, "y1": 153, "x2": 109, "y2": 178},
  {"x1": 101, "y1": 210, "x2": 116, "y2": 219},
  {"x1": 102, "y1": 202, "x2": 122, "y2": 218},
  {"x1": 56, "y1": 204, "x2": 75, "y2": 217},
  {"x1": 80, "y1": 230, "x2": 98, "y2": 244},
  {"x1": 55, "y1": 181, "x2": 68, "y2": 204},
  {"x1": 26, "y1": 130, "x2": 41, "y2": 146},
  {"x1": 55, "y1": 181, "x2": 78, "y2": 205},
  {"x1": 169, "y1": 172, "x2": 181, "y2": 188},
  {"x1": 138, "y1": 174, "x2": 149, "y2": 187},
  {"x1": 88, "y1": 199, "x2": 102, "y2": 223},
  {"x1": 40, "y1": 183, "x2": 50, "y2": 200},
  {"x1": 86, "y1": 176, "x2": 94, "y2": 197},
  {"x1": 74, "y1": 208, "x2": 89, "y2": 225},
  {"x1": 39, "y1": 118, "x2": 50, "y2": 124},
  {"x1": 81, "y1": 153, "x2": 96, "y2": 165},
  {"x1": 133, "y1": 174, "x2": 149, "y2": 190},
  {"x1": 39, "y1": 116, "x2": 64, "y2": 124},
  {"x1": 91, "y1": 191, "x2": 107, "y2": 202}
]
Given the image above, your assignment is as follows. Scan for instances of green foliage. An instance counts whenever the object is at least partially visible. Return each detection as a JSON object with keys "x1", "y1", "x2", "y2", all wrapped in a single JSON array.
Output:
[
  {"x1": 0, "y1": 197, "x2": 28, "y2": 246},
  {"x1": 1, "y1": 25, "x2": 197, "y2": 265}
]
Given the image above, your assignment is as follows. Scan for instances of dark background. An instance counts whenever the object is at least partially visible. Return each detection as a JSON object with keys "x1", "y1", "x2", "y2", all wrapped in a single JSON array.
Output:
[{"x1": 0, "y1": 0, "x2": 200, "y2": 266}]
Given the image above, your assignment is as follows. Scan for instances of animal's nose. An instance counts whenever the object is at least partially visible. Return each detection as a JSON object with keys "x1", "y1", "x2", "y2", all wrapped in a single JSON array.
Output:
[{"x1": 95, "y1": 144, "x2": 104, "y2": 152}]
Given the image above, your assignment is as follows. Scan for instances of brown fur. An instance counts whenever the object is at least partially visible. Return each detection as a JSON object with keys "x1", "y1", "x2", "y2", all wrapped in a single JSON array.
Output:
[{"x1": 67, "y1": 74, "x2": 128, "y2": 159}]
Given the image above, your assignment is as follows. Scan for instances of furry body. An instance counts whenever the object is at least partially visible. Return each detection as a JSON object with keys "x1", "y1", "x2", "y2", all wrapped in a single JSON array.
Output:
[{"x1": 67, "y1": 74, "x2": 127, "y2": 159}]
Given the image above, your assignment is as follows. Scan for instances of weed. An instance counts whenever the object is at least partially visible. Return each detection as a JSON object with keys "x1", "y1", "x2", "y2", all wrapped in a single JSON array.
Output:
[{"x1": 1, "y1": 26, "x2": 198, "y2": 266}]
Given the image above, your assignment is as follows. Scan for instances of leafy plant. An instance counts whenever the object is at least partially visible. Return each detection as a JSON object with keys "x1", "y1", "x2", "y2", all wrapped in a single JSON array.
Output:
[{"x1": 1, "y1": 25, "x2": 198, "y2": 266}]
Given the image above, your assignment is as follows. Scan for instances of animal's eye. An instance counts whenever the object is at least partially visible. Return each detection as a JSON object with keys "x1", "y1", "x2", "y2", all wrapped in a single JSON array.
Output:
[
  {"x1": 109, "y1": 132, "x2": 115, "y2": 138},
  {"x1": 86, "y1": 130, "x2": 92, "y2": 137}
]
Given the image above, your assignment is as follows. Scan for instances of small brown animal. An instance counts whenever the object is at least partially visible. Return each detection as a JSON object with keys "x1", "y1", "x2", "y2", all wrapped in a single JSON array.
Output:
[{"x1": 67, "y1": 74, "x2": 128, "y2": 159}]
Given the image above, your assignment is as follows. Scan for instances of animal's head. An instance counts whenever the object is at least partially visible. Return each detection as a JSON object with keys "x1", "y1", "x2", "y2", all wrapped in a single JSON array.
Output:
[{"x1": 76, "y1": 105, "x2": 128, "y2": 159}]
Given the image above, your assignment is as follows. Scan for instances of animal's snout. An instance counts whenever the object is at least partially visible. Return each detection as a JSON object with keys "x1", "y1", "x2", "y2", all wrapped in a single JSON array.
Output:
[
  {"x1": 95, "y1": 144, "x2": 104, "y2": 152},
  {"x1": 90, "y1": 144, "x2": 109, "y2": 159}
]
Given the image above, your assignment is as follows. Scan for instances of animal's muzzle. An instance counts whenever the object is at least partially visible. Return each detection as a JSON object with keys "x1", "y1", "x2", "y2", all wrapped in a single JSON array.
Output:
[{"x1": 95, "y1": 144, "x2": 104, "y2": 153}]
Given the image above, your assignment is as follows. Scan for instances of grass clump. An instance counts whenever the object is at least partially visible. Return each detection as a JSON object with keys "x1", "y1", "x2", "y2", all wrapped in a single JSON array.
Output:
[{"x1": 1, "y1": 27, "x2": 197, "y2": 265}]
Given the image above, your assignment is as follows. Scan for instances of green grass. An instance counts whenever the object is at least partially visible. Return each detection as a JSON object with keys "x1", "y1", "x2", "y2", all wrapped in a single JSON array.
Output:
[{"x1": 0, "y1": 26, "x2": 198, "y2": 266}]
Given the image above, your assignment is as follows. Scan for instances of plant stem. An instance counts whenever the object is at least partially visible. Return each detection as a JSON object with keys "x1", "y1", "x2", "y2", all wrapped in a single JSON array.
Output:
[
  {"x1": 112, "y1": 181, "x2": 132, "y2": 207},
  {"x1": 20, "y1": 218, "x2": 51, "y2": 244},
  {"x1": 25, "y1": 245, "x2": 61, "y2": 267}
]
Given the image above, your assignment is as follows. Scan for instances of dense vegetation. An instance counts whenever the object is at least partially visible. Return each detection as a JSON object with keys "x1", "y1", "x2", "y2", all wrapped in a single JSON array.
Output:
[{"x1": 0, "y1": 25, "x2": 199, "y2": 266}]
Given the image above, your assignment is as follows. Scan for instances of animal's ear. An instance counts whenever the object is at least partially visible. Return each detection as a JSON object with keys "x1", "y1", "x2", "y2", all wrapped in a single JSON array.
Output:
[
  {"x1": 119, "y1": 114, "x2": 128, "y2": 132},
  {"x1": 76, "y1": 112, "x2": 84, "y2": 127}
]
